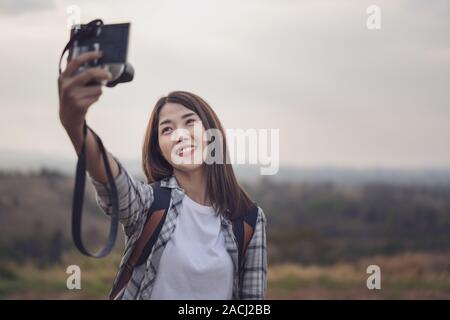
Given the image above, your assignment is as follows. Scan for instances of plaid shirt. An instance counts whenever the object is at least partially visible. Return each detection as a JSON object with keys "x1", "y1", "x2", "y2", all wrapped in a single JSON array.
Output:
[{"x1": 89, "y1": 156, "x2": 267, "y2": 300}]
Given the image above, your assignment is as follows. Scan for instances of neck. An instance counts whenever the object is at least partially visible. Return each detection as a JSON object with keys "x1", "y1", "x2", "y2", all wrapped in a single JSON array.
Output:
[{"x1": 173, "y1": 166, "x2": 211, "y2": 206}]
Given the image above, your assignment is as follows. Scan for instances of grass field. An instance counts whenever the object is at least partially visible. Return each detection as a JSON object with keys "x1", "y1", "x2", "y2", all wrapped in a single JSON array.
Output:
[
  {"x1": 1, "y1": 250, "x2": 449, "y2": 299},
  {"x1": 267, "y1": 251, "x2": 450, "y2": 299}
]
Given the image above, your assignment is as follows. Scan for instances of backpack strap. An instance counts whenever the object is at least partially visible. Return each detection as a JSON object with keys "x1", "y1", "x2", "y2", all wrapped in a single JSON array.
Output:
[
  {"x1": 232, "y1": 204, "x2": 259, "y2": 271},
  {"x1": 109, "y1": 180, "x2": 171, "y2": 300},
  {"x1": 136, "y1": 181, "x2": 172, "y2": 265}
]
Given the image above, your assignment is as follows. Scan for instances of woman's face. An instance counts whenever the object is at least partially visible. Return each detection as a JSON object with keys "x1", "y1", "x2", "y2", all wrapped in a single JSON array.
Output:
[{"x1": 158, "y1": 102, "x2": 207, "y2": 173}]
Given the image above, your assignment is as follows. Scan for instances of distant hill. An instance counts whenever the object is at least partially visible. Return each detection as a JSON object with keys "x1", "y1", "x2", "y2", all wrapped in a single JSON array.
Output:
[
  {"x1": 0, "y1": 170, "x2": 125, "y2": 263},
  {"x1": 1, "y1": 167, "x2": 450, "y2": 265},
  {"x1": 2, "y1": 148, "x2": 450, "y2": 186}
]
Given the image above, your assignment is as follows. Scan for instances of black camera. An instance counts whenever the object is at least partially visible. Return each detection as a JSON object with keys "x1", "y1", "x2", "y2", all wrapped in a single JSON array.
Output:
[{"x1": 59, "y1": 19, "x2": 134, "y2": 87}]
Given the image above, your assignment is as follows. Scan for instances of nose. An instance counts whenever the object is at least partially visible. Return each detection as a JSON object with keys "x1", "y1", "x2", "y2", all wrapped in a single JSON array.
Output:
[
  {"x1": 172, "y1": 129, "x2": 191, "y2": 144},
  {"x1": 176, "y1": 135, "x2": 188, "y2": 143}
]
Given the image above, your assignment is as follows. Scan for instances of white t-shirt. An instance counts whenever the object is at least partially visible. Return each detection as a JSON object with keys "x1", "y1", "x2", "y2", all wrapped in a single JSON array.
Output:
[{"x1": 149, "y1": 193, "x2": 234, "y2": 300}]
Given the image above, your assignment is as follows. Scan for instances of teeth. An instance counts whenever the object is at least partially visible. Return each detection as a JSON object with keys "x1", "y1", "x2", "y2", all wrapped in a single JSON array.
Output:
[{"x1": 178, "y1": 146, "x2": 194, "y2": 155}]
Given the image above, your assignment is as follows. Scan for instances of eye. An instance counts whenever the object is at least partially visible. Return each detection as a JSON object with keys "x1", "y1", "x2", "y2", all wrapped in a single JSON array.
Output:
[
  {"x1": 161, "y1": 127, "x2": 172, "y2": 135},
  {"x1": 186, "y1": 118, "x2": 195, "y2": 125}
]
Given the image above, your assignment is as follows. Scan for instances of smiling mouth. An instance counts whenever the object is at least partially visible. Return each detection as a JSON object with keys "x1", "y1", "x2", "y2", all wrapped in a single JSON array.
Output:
[{"x1": 176, "y1": 145, "x2": 196, "y2": 157}]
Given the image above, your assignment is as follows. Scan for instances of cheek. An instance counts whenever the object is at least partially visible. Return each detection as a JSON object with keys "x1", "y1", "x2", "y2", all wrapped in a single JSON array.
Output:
[
  {"x1": 158, "y1": 136, "x2": 173, "y2": 161},
  {"x1": 201, "y1": 136, "x2": 208, "y2": 151},
  {"x1": 192, "y1": 127, "x2": 206, "y2": 148}
]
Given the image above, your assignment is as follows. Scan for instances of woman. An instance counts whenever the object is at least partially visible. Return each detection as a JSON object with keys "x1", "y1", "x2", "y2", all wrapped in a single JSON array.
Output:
[{"x1": 58, "y1": 51, "x2": 267, "y2": 300}]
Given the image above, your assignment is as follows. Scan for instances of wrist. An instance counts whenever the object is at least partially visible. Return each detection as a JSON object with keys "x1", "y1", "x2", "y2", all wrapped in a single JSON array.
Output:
[{"x1": 64, "y1": 122, "x2": 84, "y2": 137}]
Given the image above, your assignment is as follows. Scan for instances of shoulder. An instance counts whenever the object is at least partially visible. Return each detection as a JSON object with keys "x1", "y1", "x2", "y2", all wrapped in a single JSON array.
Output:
[
  {"x1": 256, "y1": 206, "x2": 267, "y2": 224},
  {"x1": 149, "y1": 175, "x2": 176, "y2": 193},
  {"x1": 240, "y1": 205, "x2": 266, "y2": 227}
]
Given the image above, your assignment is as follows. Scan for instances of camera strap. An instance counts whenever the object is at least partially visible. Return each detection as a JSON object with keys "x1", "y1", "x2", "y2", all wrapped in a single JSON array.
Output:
[{"x1": 71, "y1": 121, "x2": 119, "y2": 258}]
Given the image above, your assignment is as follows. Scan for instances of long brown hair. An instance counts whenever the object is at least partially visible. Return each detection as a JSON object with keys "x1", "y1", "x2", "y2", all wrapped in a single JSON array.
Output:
[{"x1": 142, "y1": 91, "x2": 256, "y2": 220}]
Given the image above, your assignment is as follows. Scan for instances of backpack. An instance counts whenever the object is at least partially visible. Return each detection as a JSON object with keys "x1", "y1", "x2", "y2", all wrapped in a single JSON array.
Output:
[{"x1": 109, "y1": 180, "x2": 259, "y2": 300}]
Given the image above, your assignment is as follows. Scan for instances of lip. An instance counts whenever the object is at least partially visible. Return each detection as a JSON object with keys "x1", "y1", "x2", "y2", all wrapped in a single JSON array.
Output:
[{"x1": 176, "y1": 145, "x2": 196, "y2": 157}]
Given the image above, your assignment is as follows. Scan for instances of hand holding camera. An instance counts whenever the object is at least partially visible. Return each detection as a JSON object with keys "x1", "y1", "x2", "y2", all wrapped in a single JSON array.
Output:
[{"x1": 58, "y1": 19, "x2": 134, "y2": 131}]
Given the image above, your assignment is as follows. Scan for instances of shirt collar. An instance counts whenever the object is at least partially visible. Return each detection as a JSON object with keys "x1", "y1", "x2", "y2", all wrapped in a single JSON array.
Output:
[
  {"x1": 159, "y1": 174, "x2": 232, "y2": 226},
  {"x1": 160, "y1": 174, "x2": 184, "y2": 191}
]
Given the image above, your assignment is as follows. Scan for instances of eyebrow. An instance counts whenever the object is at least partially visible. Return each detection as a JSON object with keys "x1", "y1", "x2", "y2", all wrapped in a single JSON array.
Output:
[{"x1": 159, "y1": 112, "x2": 197, "y2": 126}]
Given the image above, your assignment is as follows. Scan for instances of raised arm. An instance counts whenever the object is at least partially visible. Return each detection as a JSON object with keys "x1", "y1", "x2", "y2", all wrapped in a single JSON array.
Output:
[{"x1": 58, "y1": 51, "x2": 153, "y2": 237}]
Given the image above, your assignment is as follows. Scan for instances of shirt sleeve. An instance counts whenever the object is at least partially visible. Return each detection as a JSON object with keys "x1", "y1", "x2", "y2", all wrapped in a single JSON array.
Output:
[
  {"x1": 88, "y1": 155, "x2": 154, "y2": 238},
  {"x1": 240, "y1": 207, "x2": 268, "y2": 300}
]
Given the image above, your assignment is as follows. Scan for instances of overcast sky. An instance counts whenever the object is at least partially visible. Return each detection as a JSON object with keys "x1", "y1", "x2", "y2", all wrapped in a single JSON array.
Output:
[{"x1": 0, "y1": 0, "x2": 449, "y2": 170}]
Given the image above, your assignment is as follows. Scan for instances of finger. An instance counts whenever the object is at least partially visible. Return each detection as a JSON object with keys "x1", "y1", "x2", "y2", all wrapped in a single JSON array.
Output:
[
  {"x1": 78, "y1": 90, "x2": 102, "y2": 100},
  {"x1": 78, "y1": 96, "x2": 100, "y2": 109},
  {"x1": 66, "y1": 47, "x2": 72, "y2": 64},
  {"x1": 62, "y1": 51, "x2": 103, "y2": 77},
  {"x1": 71, "y1": 85, "x2": 103, "y2": 98},
  {"x1": 68, "y1": 67, "x2": 112, "y2": 87}
]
